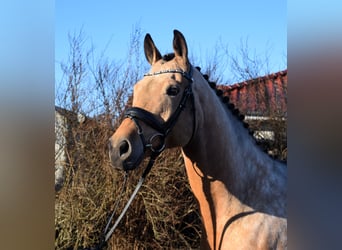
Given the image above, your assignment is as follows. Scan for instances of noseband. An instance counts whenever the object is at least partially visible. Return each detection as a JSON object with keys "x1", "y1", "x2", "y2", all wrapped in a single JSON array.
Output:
[{"x1": 124, "y1": 66, "x2": 194, "y2": 155}]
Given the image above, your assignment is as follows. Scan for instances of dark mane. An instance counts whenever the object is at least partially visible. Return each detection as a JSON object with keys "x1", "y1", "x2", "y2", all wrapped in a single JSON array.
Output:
[
  {"x1": 195, "y1": 67, "x2": 247, "y2": 127},
  {"x1": 195, "y1": 67, "x2": 285, "y2": 162}
]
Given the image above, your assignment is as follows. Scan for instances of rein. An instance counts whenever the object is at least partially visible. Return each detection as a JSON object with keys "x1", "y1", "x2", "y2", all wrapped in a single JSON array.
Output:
[
  {"x1": 80, "y1": 155, "x2": 159, "y2": 250},
  {"x1": 104, "y1": 153, "x2": 158, "y2": 241},
  {"x1": 93, "y1": 66, "x2": 195, "y2": 249}
]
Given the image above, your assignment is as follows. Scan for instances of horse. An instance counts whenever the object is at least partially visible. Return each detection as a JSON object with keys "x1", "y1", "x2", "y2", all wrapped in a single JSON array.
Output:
[{"x1": 108, "y1": 30, "x2": 287, "y2": 249}]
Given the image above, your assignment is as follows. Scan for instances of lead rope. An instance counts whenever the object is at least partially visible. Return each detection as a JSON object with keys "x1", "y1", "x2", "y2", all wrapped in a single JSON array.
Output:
[
  {"x1": 97, "y1": 67, "x2": 193, "y2": 249},
  {"x1": 98, "y1": 153, "x2": 159, "y2": 248},
  {"x1": 103, "y1": 172, "x2": 129, "y2": 235},
  {"x1": 79, "y1": 173, "x2": 128, "y2": 250},
  {"x1": 76, "y1": 154, "x2": 159, "y2": 250}
]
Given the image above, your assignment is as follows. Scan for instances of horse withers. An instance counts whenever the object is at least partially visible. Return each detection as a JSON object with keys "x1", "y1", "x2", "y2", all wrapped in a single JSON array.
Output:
[{"x1": 108, "y1": 30, "x2": 287, "y2": 249}]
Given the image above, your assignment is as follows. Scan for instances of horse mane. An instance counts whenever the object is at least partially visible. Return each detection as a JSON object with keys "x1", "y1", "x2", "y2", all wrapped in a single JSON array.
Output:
[
  {"x1": 193, "y1": 66, "x2": 285, "y2": 162},
  {"x1": 146, "y1": 53, "x2": 285, "y2": 162},
  {"x1": 159, "y1": 54, "x2": 262, "y2": 152}
]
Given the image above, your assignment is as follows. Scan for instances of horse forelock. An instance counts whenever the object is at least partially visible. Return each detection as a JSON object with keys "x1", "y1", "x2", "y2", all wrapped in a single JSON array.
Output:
[{"x1": 162, "y1": 53, "x2": 175, "y2": 62}]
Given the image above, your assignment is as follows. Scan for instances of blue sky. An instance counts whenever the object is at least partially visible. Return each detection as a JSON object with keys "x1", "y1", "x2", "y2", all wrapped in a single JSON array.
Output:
[{"x1": 56, "y1": 0, "x2": 286, "y2": 85}]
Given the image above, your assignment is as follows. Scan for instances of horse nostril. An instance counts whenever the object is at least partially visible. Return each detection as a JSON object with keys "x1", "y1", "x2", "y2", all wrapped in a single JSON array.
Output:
[{"x1": 119, "y1": 140, "x2": 130, "y2": 158}]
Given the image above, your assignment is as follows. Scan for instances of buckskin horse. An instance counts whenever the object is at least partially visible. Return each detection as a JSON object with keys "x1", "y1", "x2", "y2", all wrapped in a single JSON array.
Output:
[{"x1": 108, "y1": 30, "x2": 287, "y2": 249}]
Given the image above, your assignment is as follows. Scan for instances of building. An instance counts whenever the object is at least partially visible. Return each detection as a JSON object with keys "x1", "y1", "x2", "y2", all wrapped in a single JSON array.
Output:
[
  {"x1": 218, "y1": 70, "x2": 287, "y2": 159},
  {"x1": 55, "y1": 106, "x2": 88, "y2": 191}
]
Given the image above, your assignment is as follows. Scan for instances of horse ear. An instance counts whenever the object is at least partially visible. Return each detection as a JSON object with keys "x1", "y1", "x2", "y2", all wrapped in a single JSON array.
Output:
[
  {"x1": 173, "y1": 30, "x2": 189, "y2": 65},
  {"x1": 144, "y1": 33, "x2": 162, "y2": 65}
]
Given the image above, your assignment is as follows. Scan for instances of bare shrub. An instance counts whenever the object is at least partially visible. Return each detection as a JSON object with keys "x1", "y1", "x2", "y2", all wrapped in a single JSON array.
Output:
[{"x1": 55, "y1": 116, "x2": 201, "y2": 249}]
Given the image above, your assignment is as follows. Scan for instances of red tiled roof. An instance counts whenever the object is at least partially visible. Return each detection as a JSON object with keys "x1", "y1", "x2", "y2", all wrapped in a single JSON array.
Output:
[{"x1": 218, "y1": 70, "x2": 287, "y2": 117}]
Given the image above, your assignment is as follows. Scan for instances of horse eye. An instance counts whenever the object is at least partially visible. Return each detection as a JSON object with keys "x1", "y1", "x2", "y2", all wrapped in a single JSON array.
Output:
[{"x1": 166, "y1": 85, "x2": 180, "y2": 96}]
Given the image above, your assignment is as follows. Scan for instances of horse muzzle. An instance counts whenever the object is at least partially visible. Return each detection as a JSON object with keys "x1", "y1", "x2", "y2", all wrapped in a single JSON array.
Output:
[
  {"x1": 108, "y1": 140, "x2": 138, "y2": 171},
  {"x1": 108, "y1": 118, "x2": 166, "y2": 171},
  {"x1": 108, "y1": 119, "x2": 145, "y2": 171}
]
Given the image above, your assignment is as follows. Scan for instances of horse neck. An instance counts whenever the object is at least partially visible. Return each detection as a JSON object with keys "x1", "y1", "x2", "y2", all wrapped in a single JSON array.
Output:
[{"x1": 181, "y1": 74, "x2": 287, "y2": 219}]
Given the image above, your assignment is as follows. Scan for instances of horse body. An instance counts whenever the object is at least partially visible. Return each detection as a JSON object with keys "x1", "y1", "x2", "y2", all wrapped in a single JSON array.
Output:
[
  {"x1": 181, "y1": 67, "x2": 287, "y2": 249},
  {"x1": 109, "y1": 30, "x2": 287, "y2": 249}
]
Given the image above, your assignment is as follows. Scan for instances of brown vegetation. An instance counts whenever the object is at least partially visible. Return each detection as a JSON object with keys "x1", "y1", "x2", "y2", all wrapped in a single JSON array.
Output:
[{"x1": 55, "y1": 115, "x2": 201, "y2": 249}]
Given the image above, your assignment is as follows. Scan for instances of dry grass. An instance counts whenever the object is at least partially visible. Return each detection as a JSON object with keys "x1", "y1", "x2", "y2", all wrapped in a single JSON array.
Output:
[{"x1": 55, "y1": 118, "x2": 201, "y2": 250}]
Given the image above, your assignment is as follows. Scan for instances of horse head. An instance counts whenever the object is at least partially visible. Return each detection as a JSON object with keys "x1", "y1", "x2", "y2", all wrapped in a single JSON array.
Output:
[{"x1": 109, "y1": 30, "x2": 195, "y2": 171}]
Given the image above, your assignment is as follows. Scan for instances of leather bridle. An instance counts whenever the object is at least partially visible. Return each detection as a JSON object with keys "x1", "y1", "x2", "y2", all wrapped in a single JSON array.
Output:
[
  {"x1": 98, "y1": 66, "x2": 195, "y2": 249},
  {"x1": 124, "y1": 65, "x2": 194, "y2": 156}
]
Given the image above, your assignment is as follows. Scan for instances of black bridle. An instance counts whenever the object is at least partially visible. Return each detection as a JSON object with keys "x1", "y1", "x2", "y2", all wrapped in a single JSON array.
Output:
[
  {"x1": 124, "y1": 66, "x2": 194, "y2": 155},
  {"x1": 94, "y1": 66, "x2": 195, "y2": 249}
]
